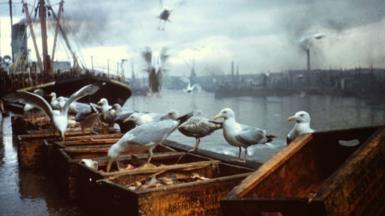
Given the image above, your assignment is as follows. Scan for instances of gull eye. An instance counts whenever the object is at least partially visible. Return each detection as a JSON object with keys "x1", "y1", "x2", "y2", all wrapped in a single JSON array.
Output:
[{"x1": 300, "y1": 114, "x2": 305, "y2": 117}]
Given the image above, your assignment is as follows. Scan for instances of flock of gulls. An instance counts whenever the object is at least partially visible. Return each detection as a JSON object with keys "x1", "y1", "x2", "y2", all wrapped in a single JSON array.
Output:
[{"x1": 3, "y1": 83, "x2": 314, "y2": 172}]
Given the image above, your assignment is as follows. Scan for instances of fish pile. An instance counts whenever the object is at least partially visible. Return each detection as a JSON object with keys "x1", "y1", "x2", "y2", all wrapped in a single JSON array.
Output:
[{"x1": 127, "y1": 171, "x2": 210, "y2": 191}]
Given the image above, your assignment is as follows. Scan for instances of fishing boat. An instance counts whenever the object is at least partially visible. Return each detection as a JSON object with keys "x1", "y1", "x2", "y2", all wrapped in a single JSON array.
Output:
[
  {"x1": 0, "y1": 0, "x2": 131, "y2": 105},
  {"x1": 221, "y1": 126, "x2": 385, "y2": 216}
]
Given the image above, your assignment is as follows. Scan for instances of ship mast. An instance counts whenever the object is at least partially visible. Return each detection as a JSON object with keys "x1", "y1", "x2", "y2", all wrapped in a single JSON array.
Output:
[
  {"x1": 9, "y1": 0, "x2": 14, "y2": 62},
  {"x1": 39, "y1": 0, "x2": 52, "y2": 77}
]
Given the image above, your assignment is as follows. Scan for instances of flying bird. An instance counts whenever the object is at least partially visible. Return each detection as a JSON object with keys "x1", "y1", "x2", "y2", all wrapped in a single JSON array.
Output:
[
  {"x1": 183, "y1": 79, "x2": 200, "y2": 94},
  {"x1": 178, "y1": 111, "x2": 222, "y2": 152},
  {"x1": 4, "y1": 84, "x2": 100, "y2": 140},
  {"x1": 287, "y1": 111, "x2": 314, "y2": 145},
  {"x1": 214, "y1": 108, "x2": 276, "y2": 161},
  {"x1": 157, "y1": 0, "x2": 186, "y2": 30},
  {"x1": 106, "y1": 112, "x2": 193, "y2": 172},
  {"x1": 23, "y1": 89, "x2": 45, "y2": 113}
]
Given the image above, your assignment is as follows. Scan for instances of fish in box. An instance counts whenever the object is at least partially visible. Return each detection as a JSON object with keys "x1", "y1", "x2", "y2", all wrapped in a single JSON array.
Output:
[
  {"x1": 51, "y1": 142, "x2": 177, "y2": 200},
  {"x1": 76, "y1": 152, "x2": 254, "y2": 216}
]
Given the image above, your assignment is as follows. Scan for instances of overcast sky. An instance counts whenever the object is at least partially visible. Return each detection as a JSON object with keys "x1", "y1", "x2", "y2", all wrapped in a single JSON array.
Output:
[{"x1": 1, "y1": 0, "x2": 385, "y2": 76}]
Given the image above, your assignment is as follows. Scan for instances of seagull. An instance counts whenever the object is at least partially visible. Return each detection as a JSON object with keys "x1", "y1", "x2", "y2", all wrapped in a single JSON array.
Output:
[
  {"x1": 23, "y1": 89, "x2": 44, "y2": 113},
  {"x1": 4, "y1": 84, "x2": 100, "y2": 140},
  {"x1": 213, "y1": 108, "x2": 276, "y2": 161},
  {"x1": 178, "y1": 111, "x2": 222, "y2": 152},
  {"x1": 106, "y1": 112, "x2": 193, "y2": 172},
  {"x1": 49, "y1": 92, "x2": 78, "y2": 113},
  {"x1": 75, "y1": 103, "x2": 101, "y2": 134},
  {"x1": 123, "y1": 111, "x2": 178, "y2": 126},
  {"x1": 183, "y1": 79, "x2": 200, "y2": 94},
  {"x1": 49, "y1": 92, "x2": 61, "y2": 109},
  {"x1": 114, "y1": 112, "x2": 136, "y2": 133},
  {"x1": 98, "y1": 98, "x2": 112, "y2": 113},
  {"x1": 287, "y1": 111, "x2": 314, "y2": 145}
]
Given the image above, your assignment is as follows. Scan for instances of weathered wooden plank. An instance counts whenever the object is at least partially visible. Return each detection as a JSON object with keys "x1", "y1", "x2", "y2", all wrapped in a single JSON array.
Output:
[
  {"x1": 164, "y1": 140, "x2": 262, "y2": 169},
  {"x1": 314, "y1": 128, "x2": 385, "y2": 215},
  {"x1": 226, "y1": 134, "x2": 312, "y2": 199},
  {"x1": 102, "y1": 160, "x2": 220, "y2": 178},
  {"x1": 221, "y1": 126, "x2": 385, "y2": 216}
]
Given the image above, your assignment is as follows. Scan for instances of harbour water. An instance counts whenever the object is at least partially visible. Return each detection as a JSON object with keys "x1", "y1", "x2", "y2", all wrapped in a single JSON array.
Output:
[{"x1": 1, "y1": 91, "x2": 385, "y2": 215}]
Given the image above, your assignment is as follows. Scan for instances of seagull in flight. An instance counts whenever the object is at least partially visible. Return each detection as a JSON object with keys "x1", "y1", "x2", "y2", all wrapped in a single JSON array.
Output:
[{"x1": 4, "y1": 84, "x2": 100, "y2": 140}]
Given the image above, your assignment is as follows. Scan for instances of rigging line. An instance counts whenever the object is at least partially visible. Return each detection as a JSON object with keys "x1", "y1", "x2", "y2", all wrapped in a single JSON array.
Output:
[{"x1": 59, "y1": 8, "x2": 87, "y2": 70}]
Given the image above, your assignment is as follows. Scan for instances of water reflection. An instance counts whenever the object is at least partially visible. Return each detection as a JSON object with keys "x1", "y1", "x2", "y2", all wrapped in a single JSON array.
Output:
[{"x1": 0, "y1": 116, "x2": 87, "y2": 216}]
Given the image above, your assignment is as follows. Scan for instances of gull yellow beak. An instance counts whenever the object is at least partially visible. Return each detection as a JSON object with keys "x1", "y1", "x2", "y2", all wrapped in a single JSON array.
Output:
[
  {"x1": 288, "y1": 115, "x2": 296, "y2": 122},
  {"x1": 122, "y1": 117, "x2": 130, "y2": 123},
  {"x1": 213, "y1": 114, "x2": 222, "y2": 120},
  {"x1": 106, "y1": 156, "x2": 113, "y2": 172}
]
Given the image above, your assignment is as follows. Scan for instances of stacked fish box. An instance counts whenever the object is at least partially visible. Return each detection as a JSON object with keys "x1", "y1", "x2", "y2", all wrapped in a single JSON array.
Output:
[
  {"x1": 11, "y1": 115, "x2": 52, "y2": 136},
  {"x1": 44, "y1": 133, "x2": 122, "y2": 171},
  {"x1": 16, "y1": 129, "x2": 90, "y2": 169},
  {"x1": 221, "y1": 126, "x2": 385, "y2": 216},
  {"x1": 76, "y1": 151, "x2": 254, "y2": 216},
  {"x1": 49, "y1": 139, "x2": 175, "y2": 200}
]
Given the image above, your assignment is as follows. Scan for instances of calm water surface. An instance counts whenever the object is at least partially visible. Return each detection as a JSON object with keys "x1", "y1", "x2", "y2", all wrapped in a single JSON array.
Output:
[
  {"x1": 124, "y1": 91, "x2": 385, "y2": 162},
  {"x1": 1, "y1": 91, "x2": 385, "y2": 215}
]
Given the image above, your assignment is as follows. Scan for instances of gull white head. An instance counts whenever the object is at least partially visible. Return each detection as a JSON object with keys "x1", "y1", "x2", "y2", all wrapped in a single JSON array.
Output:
[
  {"x1": 213, "y1": 108, "x2": 235, "y2": 120},
  {"x1": 49, "y1": 92, "x2": 56, "y2": 98},
  {"x1": 162, "y1": 111, "x2": 179, "y2": 120},
  {"x1": 123, "y1": 112, "x2": 142, "y2": 124},
  {"x1": 288, "y1": 111, "x2": 311, "y2": 124},
  {"x1": 98, "y1": 98, "x2": 108, "y2": 106},
  {"x1": 112, "y1": 103, "x2": 122, "y2": 110}
]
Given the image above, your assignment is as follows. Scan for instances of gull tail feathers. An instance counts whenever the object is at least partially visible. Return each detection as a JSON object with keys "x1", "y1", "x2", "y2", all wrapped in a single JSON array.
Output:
[{"x1": 265, "y1": 134, "x2": 277, "y2": 143}]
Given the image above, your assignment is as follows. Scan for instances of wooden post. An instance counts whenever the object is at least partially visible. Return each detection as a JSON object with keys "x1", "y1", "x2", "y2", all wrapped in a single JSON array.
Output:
[
  {"x1": 22, "y1": 1, "x2": 43, "y2": 73},
  {"x1": 50, "y1": 0, "x2": 64, "y2": 63},
  {"x1": 47, "y1": 1, "x2": 78, "y2": 68},
  {"x1": 39, "y1": 0, "x2": 52, "y2": 77}
]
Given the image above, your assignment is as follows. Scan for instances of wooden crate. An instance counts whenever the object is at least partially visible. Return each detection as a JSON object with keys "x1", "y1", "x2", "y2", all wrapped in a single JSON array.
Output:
[
  {"x1": 43, "y1": 135, "x2": 123, "y2": 173},
  {"x1": 221, "y1": 126, "x2": 385, "y2": 216},
  {"x1": 16, "y1": 129, "x2": 91, "y2": 169},
  {"x1": 76, "y1": 152, "x2": 254, "y2": 216},
  {"x1": 52, "y1": 143, "x2": 176, "y2": 200}
]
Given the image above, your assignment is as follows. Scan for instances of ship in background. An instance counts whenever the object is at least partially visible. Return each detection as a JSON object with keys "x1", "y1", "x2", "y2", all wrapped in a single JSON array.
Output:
[{"x1": 0, "y1": 0, "x2": 131, "y2": 105}]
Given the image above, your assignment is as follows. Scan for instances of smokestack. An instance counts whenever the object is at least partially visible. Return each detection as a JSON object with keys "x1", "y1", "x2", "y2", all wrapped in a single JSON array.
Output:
[{"x1": 306, "y1": 48, "x2": 310, "y2": 71}]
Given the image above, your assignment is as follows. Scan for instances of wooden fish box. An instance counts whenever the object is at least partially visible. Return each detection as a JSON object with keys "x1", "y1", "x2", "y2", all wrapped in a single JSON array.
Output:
[
  {"x1": 76, "y1": 151, "x2": 254, "y2": 216},
  {"x1": 221, "y1": 126, "x2": 385, "y2": 216},
  {"x1": 43, "y1": 134, "x2": 123, "y2": 173},
  {"x1": 11, "y1": 115, "x2": 51, "y2": 135},
  {"x1": 16, "y1": 129, "x2": 91, "y2": 169},
  {"x1": 52, "y1": 143, "x2": 176, "y2": 200}
]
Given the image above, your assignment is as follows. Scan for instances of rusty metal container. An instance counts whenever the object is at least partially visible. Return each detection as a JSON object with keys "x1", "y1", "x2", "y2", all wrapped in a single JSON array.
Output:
[
  {"x1": 221, "y1": 126, "x2": 385, "y2": 216},
  {"x1": 76, "y1": 151, "x2": 254, "y2": 216}
]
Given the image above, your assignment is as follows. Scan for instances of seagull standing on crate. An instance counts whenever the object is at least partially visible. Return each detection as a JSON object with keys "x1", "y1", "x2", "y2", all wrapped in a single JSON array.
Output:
[
  {"x1": 178, "y1": 111, "x2": 222, "y2": 152},
  {"x1": 4, "y1": 84, "x2": 100, "y2": 140},
  {"x1": 213, "y1": 108, "x2": 276, "y2": 162},
  {"x1": 287, "y1": 111, "x2": 314, "y2": 145},
  {"x1": 105, "y1": 112, "x2": 193, "y2": 172}
]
